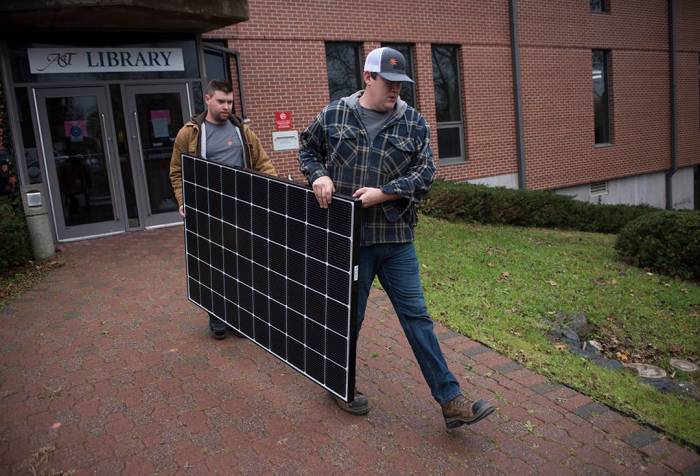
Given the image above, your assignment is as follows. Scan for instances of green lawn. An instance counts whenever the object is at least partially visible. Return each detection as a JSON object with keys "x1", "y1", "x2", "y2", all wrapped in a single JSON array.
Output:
[{"x1": 413, "y1": 215, "x2": 700, "y2": 447}]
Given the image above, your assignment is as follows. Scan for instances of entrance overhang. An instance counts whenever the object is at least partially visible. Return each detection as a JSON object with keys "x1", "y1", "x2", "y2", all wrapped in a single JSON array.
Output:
[{"x1": 0, "y1": 0, "x2": 248, "y2": 32}]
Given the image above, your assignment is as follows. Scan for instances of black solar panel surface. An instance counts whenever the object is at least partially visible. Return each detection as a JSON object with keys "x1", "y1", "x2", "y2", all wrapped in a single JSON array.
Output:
[{"x1": 182, "y1": 154, "x2": 360, "y2": 401}]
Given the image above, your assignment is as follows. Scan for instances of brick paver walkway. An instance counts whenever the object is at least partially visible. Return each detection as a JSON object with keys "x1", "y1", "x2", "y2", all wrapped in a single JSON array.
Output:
[{"x1": 1, "y1": 228, "x2": 698, "y2": 475}]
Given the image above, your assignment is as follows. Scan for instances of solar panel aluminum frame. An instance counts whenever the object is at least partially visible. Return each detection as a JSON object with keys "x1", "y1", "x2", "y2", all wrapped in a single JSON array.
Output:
[{"x1": 181, "y1": 153, "x2": 360, "y2": 403}]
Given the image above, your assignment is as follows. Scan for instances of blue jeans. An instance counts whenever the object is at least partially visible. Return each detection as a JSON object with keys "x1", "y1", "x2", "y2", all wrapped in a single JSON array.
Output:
[{"x1": 356, "y1": 242, "x2": 461, "y2": 405}]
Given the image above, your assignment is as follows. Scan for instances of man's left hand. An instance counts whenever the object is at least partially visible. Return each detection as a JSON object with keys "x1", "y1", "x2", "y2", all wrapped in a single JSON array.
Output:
[{"x1": 352, "y1": 187, "x2": 398, "y2": 208}]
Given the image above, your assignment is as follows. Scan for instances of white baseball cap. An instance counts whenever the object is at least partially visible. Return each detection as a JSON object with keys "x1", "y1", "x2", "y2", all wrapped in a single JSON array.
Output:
[{"x1": 363, "y1": 47, "x2": 414, "y2": 83}]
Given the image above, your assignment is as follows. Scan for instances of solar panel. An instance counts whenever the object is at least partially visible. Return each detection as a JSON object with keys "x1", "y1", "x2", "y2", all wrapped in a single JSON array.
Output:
[{"x1": 181, "y1": 154, "x2": 360, "y2": 402}]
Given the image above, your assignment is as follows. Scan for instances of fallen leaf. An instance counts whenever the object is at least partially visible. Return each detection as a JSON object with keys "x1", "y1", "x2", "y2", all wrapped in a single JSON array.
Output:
[
  {"x1": 669, "y1": 343, "x2": 682, "y2": 354},
  {"x1": 546, "y1": 280, "x2": 557, "y2": 287}
]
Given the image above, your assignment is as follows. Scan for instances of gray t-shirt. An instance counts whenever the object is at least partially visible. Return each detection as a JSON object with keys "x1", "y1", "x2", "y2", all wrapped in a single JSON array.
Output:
[
  {"x1": 357, "y1": 105, "x2": 392, "y2": 144},
  {"x1": 204, "y1": 120, "x2": 244, "y2": 168}
]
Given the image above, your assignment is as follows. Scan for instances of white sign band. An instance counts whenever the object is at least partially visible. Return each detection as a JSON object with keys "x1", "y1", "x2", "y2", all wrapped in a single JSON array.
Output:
[{"x1": 28, "y1": 47, "x2": 185, "y2": 74}]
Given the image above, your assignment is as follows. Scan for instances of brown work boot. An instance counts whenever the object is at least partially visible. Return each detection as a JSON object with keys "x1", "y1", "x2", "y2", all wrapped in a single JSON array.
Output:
[{"x1": 441, "y1": 394, "x2": 495, "y2": 429}]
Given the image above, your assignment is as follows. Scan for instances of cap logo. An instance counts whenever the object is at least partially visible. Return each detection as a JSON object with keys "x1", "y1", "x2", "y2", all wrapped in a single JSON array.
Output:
[{"x1": 389, "y1": 58, "x2": 398, "y2": 66}]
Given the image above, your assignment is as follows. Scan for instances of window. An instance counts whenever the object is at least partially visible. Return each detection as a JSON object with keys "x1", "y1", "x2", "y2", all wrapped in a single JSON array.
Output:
[
  {"x1": 381, "y1": 43, "x2": 416, "y2": 108},
  {"x1": 203, "y1": 49, "x2": 231, "y2": 83},
  {"x1": 325, "y1": 42, "x2": 363, "y2": 102},
  {"x1": 202, "y1": 41, "x2": 244, "y2": 117},
  {"x1": 191, "y1": 81, "x2": 205, "y2": 114},
  {"x1": 14, "y1": 87, "x2": 42, "y2": 184},
  {"x1": 593, "y1": 49, "x2": 613, "y2": 144},
  {"x1": 431, "y1": 44, "x2": 465, "y2": 162},
  {"x1": 590, "y1": 0, "x2": 609, "y2": 13}
]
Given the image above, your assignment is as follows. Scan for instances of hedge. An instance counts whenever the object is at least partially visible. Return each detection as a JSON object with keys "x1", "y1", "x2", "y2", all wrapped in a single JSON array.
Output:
[
  {"x1": 615, "y1": 210, "x2": 700, "y2": 280},
  {"x1": 0, "y1": 197, "x2": 32, "y2": 274},
  {"x1": 420, "y1": 180, "x2": 656, "y2": 234}
]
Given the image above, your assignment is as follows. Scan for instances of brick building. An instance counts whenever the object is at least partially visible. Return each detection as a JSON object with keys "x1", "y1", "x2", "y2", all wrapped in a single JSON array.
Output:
[
  {"x1": 0, "y1": 0, "x2": 698, "y2": 243},
  {"x1": 210, "y1": 0, "x2": 699, "y2": 208}
]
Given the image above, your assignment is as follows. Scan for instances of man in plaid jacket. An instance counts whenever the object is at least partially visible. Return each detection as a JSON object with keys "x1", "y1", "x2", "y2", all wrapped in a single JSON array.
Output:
[{"x1": 299, "y1": 47, "x2": 495, "y2": 430}]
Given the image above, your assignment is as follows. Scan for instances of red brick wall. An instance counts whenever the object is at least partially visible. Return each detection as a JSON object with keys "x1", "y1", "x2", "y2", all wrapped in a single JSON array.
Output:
[
  {"x1": 518, "y1": 0, "x2": 668, "y2": 51},
  {"x1": 214, "y1": 0, "x2": 511, "y2": 44},
  {"x1": 676, "y1": 0, "x2": 700, "y2": 169},
  {"x1": 445, "y1": 45, "x2": 517, "y2": 182},
  {"x1": 204, "y1": 0, "x2": 700, "y2": 189},
  {"x1": 677, "y1": 0, "x2": 700, "y2": 52},
  {"x1": 226, "y1": 40, "x2": 331, "y2": 181},
  {"x1": 518, "y1": 0, "x2": 679, "y2": 190},
  {"x1": 521, "y1": 48, "x2": 672, "y2": 190},
  {"x1": 205, "y1": 0, "x2": 515, "y2": 183},
  {"x1": 677, "y1": 52, "x2": 699, "y2": 169}
]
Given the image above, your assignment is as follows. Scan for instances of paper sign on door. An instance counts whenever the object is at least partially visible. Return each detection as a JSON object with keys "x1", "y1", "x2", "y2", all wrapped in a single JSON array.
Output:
[
  {"x1": 64, "y1": 120, "x2": 87, "y2": 142},
  {"x1": 150, "y1": 110, "x2": 171, "y2": 138}
]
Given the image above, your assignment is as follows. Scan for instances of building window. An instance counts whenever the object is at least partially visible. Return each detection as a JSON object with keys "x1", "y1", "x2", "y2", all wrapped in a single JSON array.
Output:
[
  {"x1": 431, "y1": 44, "x2": 465, "y2": 162},
  {"x1": 14, "y1": 87, "x2": 42, "y2": 184},
  {"x1": 381, "y1": 43, "x2": 416, "y2": 108},
  {"x1": 590, "y1": 0, "x2": 609, "y2": 13},
  {"x1": 202, "y1": 41, "x2": 245, "y2": 117},
  {"x1": 203, "y1": 41, "x2": 231, "y2": 83},
  {"x1": 593, "y1": 49, "x2": 612, "y2": 144},
  {"x1": 325, "y1": 42, "x2": 363, "y2": 102}
]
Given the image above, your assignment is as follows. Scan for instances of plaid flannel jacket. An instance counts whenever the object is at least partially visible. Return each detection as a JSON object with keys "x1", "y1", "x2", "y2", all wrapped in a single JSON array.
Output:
[{"x1": 299, "y1": 91, "x2": 436, "y2": 246}]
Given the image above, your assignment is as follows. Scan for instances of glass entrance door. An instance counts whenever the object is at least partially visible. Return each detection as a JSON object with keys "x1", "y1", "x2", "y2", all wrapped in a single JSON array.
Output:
[
  {"x1": 35, "y1": 87, "x2": 125, "y2": 241},
  {"x1": 123, "y1": 84, "x2": 191, "y2": 228}
]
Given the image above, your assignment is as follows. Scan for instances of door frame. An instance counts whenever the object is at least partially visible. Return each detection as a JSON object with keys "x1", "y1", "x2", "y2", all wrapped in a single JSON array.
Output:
[
  {"x1": 33, "y1": 86, "x2": 127, "y2": 242},
  {"x1": 122, "y1": 82, "x2": 192, "y2": 229}
]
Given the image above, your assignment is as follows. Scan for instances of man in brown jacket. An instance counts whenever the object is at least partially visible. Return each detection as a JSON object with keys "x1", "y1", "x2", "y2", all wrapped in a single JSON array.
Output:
[{"x1": 170, "y1": 79, "x2": 277, "y2": 339}]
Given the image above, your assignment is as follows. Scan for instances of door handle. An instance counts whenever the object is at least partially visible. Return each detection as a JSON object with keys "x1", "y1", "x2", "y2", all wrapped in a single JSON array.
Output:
[{"x1": 100, "y1": 113, "x2": 119, "y2": 221}]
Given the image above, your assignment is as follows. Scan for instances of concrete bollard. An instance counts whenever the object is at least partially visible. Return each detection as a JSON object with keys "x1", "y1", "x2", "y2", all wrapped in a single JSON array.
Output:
[{"x1": 21, "y1": 184, "x2": 55, "y2": 260}]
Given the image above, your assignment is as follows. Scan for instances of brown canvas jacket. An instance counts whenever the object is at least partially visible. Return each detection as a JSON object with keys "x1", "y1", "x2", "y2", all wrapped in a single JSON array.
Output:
[{"x1": 169, "y1": 111, "x2": 277, "y2": 207}]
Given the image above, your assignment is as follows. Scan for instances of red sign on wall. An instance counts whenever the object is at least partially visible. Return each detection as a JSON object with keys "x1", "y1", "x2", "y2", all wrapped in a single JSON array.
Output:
[{"x1": 274, "y1": 111, "x2": 293, "y2": 130}]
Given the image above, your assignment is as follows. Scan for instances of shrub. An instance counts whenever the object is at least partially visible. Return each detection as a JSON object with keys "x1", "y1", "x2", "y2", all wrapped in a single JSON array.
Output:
[
  {"x1": 0, "y1": 196, "x2": 32, "y2": 274},
  {"x1": 420, "y1": 180, "x2": 655, "y2": 234},
  {"x1": 615, "y1": 210, "x2": 700, "y2": 280}
]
